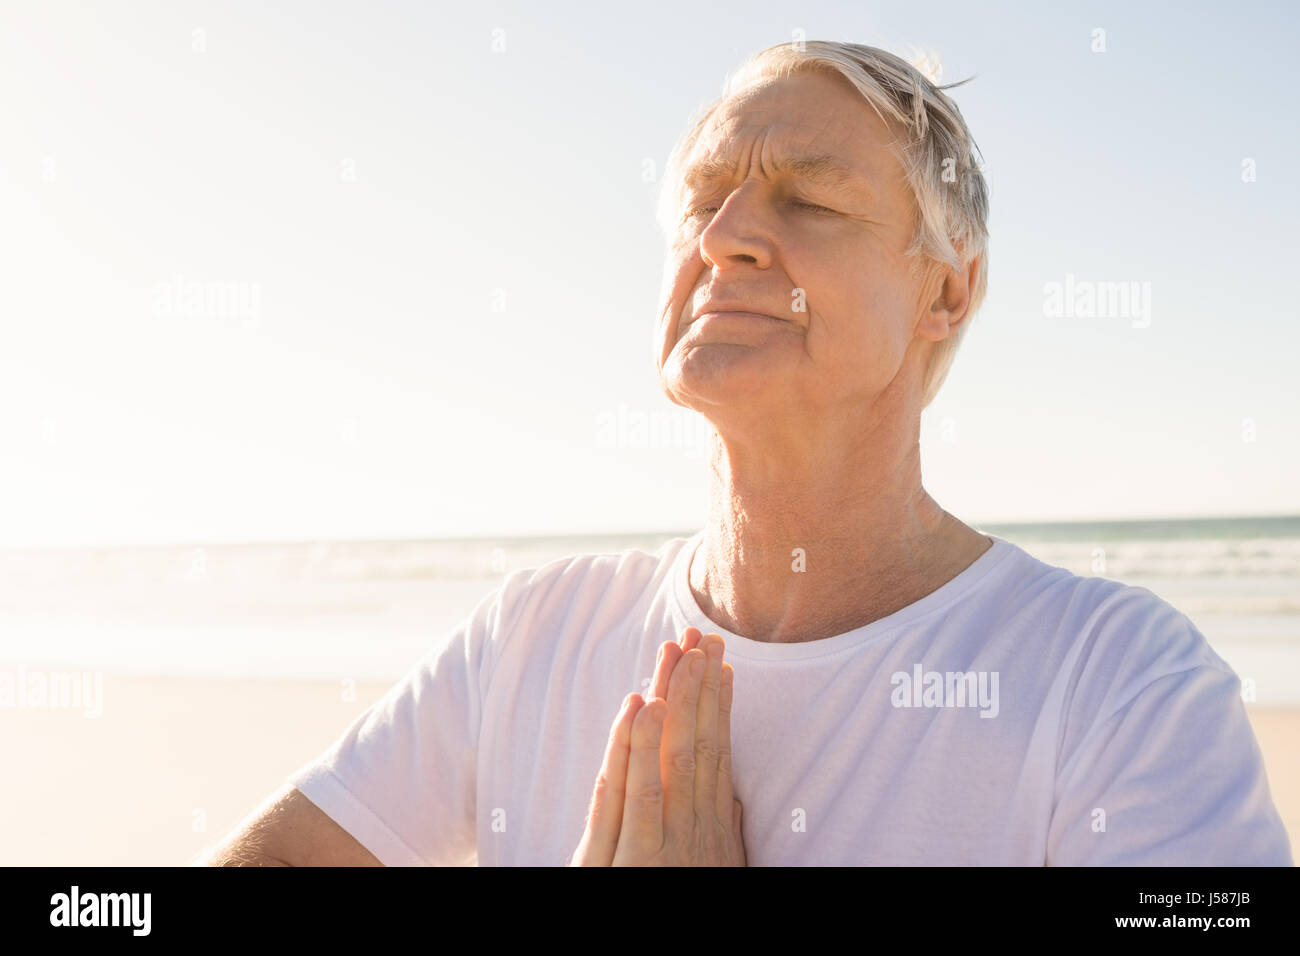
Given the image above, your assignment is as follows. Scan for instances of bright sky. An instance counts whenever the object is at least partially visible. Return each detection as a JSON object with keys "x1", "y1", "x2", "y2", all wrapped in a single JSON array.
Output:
[{"x1": 2, "y1": 0, "x2": 1297, "y2": 548}]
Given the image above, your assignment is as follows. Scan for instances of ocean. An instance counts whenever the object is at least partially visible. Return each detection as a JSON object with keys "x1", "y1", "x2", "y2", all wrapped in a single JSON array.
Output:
[{"x1": 2, "y1": 516, "x2": 1298, "y2": 703}]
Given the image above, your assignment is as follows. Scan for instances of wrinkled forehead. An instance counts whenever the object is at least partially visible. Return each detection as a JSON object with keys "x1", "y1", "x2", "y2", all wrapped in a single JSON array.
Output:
[
  {"x1": 694, "y1": 80, "x2": 828, "y2": 151},
  {"x1": 681, "y1": 75, "x2": 907, "y2": 195}
]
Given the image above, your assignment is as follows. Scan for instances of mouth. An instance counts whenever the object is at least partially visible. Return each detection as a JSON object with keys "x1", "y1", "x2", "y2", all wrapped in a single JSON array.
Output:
[{"x1": 693, "y1": 310, "x2": 787, "y2": 324}]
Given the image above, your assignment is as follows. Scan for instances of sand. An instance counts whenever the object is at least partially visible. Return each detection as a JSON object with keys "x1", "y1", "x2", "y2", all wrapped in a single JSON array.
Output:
[
  {"x1": 0, "y1": 674, "x2": 394, "y2": 866},
  {"x1": 0, "y1": 673, "x2": 1295, "y2": 865}
]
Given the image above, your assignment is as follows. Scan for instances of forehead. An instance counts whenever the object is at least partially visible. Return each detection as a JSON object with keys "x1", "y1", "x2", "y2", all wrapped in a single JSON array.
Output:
[{"x1": 683, "y1": 72, "x2": 903, "y2": 191}]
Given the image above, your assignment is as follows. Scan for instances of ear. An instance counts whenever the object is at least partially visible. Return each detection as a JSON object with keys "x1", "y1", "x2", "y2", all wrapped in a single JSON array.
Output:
[{"x1": 916, "y1": 252, "x2": 980, "y2": 343}]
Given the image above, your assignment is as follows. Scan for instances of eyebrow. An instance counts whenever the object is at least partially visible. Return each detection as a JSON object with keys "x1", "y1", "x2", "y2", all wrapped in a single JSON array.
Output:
[{"x1": 681, "y1": 152, "x2": 873, "y2": 202}]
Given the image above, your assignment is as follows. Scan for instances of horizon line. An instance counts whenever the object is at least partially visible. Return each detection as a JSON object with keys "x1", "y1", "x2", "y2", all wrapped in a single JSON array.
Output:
[{"x1": 2, "y1": 511, "x2": 1299, "y2": 554}]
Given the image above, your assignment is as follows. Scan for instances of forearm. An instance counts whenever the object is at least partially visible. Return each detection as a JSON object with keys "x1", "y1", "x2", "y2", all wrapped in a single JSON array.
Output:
[{"x1": 192, "y1": 838, "x2": 292, "y2": 867}]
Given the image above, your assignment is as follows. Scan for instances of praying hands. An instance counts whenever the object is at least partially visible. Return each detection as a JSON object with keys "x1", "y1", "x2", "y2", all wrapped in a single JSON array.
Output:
[{"x1": 569, "y1": 627, "x2": 745, "y2": 866}]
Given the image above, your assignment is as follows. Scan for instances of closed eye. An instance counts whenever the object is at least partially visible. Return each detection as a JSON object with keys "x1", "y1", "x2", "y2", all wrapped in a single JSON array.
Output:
[
  {"x1": 683, "y1": 205, "x2": 718, "y2": 220},
  {"x1": 681, "y1": 199, "x2": 838, "y2": 221},
  {"x1": 791, "y1": 200, "x2": 836, "y2": 214}
]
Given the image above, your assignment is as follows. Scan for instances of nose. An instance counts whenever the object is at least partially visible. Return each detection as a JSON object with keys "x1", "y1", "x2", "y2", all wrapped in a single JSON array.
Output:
[{"x1": 697, "y1": 184, "x2": 773, "y2": 271}]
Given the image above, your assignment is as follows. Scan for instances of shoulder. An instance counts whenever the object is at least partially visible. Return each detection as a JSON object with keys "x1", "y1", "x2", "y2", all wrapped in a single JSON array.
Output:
[
  {"x1": 990, "y1": 538, "x2": 1222, "y2": 669},
  {"x1": 980, "y1": 538, "x2": 1233, "y2": 711},
  {"x1": 972, "y1": 538, "x2": 1151, "y2": 645},
  {"x1": 1044, "y1": 576, "x2": 1240, "y2": 762},
  {"x1": 502, "y1": 534, "x2": 690, "y2": 604},
  {"x1": 1066, "y1": 581, "x2": 1231, "y2": 705},
  {"x1": 486, "y1": 534, "x2": 695, "y2": 650}
]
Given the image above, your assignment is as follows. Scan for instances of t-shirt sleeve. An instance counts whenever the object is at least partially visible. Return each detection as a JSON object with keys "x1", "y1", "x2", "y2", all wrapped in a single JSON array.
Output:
[
  {"x1": 1047, "y1": 590, "x2": 1292, "y2": 866},
  {"x1": 284, "y1": 581, "x2": 512, "y2": 866}
]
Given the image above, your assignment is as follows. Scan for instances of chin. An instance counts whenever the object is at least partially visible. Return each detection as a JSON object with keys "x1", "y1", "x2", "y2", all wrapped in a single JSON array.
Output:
[{"x1": 664, "y1": 360, "x2": 779, "y2": 412}]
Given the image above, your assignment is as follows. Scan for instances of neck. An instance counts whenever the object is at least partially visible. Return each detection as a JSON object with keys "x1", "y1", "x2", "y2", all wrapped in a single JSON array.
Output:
[{"x1": 689, "y1": 405, "x2": 989, "y2": 644}]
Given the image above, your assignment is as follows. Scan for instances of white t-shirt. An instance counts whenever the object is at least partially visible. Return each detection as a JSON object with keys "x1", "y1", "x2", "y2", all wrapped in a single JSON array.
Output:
[{"x1": 285, "y1": 531, "x2": 1292, "y2": 866}]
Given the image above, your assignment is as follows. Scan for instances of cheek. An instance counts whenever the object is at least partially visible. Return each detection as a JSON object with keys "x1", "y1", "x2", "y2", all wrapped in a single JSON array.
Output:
[
  {"x1": 656, "y1": 246, "x2": 685, "y2": 302},
  {"x1": 659, "y1": 253, "x2": 701, "y2": 331},
  {"x1": 653, "y1": 254, "x2": 702, "y2": 371},
  {"x1": 805, "y1": 269, "x2": 912, "y2": 375}
]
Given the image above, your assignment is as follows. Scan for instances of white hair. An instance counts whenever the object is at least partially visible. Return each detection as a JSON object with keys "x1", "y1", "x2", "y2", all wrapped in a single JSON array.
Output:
[{"x1": 657, "y1": 40, "x2": 990, "y2": 408}]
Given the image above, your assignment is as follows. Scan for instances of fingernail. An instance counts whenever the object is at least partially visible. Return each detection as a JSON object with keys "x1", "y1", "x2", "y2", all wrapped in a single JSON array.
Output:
[
  {"x1": 691, "y1": 655, "x2": 705, "y2": 677},
  {"x1": 650, "y1": 701, "x2": 666, "y2": 722}
]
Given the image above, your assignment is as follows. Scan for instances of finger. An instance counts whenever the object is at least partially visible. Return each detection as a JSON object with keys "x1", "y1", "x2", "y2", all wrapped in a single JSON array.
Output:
[
  {"x1": 580, "y1": 693, "x2": 641, "y2": 866},
  {"x1": 619, "y1": 696, "x2": 666, "y2": 858},
  {"x1": 733, "y1": 799, "x2": 745, "y2": 865},
  {"x1": 679, "y1": 626, "x2": 704, "y2": 654},
  {"x1": 693, "y1": 635, "x2": 724, "y2": 820},
  {"x1": 715, "y1": 660, "x2": 736, "y2": 824},
  {"x1": 652, "y1": 640, "x2": 683, "y2": 702},
  {"x1": 660, "y1": 646, "x2": 706, "y2": 837}
]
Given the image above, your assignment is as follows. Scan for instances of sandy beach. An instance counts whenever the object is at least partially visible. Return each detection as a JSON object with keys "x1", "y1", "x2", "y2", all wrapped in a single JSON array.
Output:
[{"x1": 1, "y1": 673, "x2": 1295, "y2": 866}]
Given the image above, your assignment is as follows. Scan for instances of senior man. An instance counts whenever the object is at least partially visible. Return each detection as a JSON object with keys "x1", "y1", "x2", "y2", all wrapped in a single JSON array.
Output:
[{"x1": 200, "y1": 41, "x2": 1291, "y2": 866}]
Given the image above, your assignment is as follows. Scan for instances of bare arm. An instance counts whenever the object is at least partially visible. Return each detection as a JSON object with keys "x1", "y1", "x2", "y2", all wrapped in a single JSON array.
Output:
[{"x1": 194, "y1": 784, "x2": 383, "y2": 867}]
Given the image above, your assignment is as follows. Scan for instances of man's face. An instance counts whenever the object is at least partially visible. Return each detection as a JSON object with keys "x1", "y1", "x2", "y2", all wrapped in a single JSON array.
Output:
[{"x1": 655, "y1": 70, "x2": 948, "y2": 428}]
